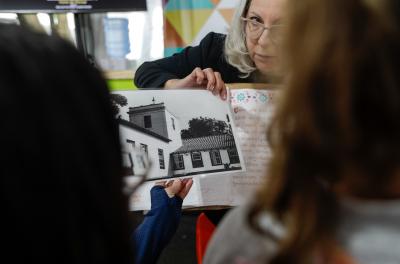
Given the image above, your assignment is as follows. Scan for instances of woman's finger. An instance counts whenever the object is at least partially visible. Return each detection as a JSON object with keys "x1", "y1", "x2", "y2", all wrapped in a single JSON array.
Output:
[
  {"x1": 213, "y1": 71, "x2": 226, "y2": 97},
  {"x1": 220, "y1": 82, "x2": 228, "y2": 101},
  {"x1": 193, "y1": 67, "x2": 206, "y2": 85},
  {"x1": 202, "y1": 68, "x2": 216, "y2": 90}
]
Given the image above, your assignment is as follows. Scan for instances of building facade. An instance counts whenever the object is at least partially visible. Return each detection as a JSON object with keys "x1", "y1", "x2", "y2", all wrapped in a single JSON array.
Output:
[
  {"x1": 171, "y1": 134, "x2": 241, "y2": 176},
  {"x1": 119, "y1": 101, "x2": 240, "y2": 179}
]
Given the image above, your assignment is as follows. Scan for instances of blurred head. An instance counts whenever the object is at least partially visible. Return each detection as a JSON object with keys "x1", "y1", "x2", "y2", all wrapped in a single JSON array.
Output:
[
  {"x1": 0, "y1": 24, "x2": 132, "y2": 263},
  {"x1": 225, "y1": 0, "x2": 285, "y2": 79},
  {"x1": 251, "y1": 0, "x2": 400, "y2": 262}
]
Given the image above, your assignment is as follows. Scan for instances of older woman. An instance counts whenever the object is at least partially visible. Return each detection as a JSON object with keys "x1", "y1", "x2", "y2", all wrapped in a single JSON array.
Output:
[{"x1": 134, "y1": 0, "x2": 285, "y2": 100}]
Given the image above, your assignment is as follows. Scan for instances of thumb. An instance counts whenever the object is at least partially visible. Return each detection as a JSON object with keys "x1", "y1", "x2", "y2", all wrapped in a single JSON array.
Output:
[
  {"x1": 165, "y1": 179, "x2": 183, "y2": 198},
  {"x1": 177, "y1": 178, "x2": 193, "y2": 199}
]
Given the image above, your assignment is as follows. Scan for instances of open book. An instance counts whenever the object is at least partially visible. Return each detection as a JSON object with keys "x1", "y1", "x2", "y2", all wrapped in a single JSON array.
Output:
[{"x1": 115, "y1": 85, "x2": 277, "y2": 210}]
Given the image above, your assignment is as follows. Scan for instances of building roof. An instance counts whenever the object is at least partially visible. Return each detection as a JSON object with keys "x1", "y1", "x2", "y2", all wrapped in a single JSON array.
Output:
[
  {"x1": 118, "y1": 119, "x2": 171, "y2": 143},
  {"x1": 172, "y1": 134, "x2": 236, "y2": 154},
  {"x1": 128, "y1": 103, "x2": 165, "y2": 114}
]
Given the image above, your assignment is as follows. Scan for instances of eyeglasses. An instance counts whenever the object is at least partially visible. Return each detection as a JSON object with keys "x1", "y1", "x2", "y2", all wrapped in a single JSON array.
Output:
[{"x1": 241, "y1": 17, "x2": 284, "y2": 45}]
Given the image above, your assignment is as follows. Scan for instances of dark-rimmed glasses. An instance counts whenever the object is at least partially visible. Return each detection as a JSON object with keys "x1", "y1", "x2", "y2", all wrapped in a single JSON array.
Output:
[{"x1": 241, "y1": 17, "x2": 284, "y2": 45}]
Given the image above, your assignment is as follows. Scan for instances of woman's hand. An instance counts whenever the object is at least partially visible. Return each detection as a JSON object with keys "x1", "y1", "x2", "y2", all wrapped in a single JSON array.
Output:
[
  {"x1": 164, "y1": 67, "x2": 228, "y2": 100},
  {"x1": 155, "y1": 178, "x2": 193, "y2": 199}
]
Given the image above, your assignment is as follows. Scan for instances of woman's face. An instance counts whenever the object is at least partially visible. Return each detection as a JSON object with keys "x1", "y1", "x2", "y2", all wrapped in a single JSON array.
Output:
[{"x1": 244, "y1": 0, "x2": 285, "y2": 76}]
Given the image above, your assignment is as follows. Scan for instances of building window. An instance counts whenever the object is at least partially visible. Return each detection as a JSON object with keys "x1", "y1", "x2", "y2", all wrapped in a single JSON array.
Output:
[
  {"x1": 158, "y1": 149, "x2": 165, "y2": 169},
  {"x1": 191, "y1": 151, "x2": 204, "y2": 168},
  {"x1": 173, "y1": 154, "x2": 184, "y2": 170},
  {"x1": 140, "y1": 143, "x2": 148, "y2": 156},
  {"x1": 126, "y1": 139, "x2": 135, "y2": 149},
  {"x1": 171, "y1": 117, "x2": 175, "y2": 130},
  {"x1": 144, "y1": 115, "x2": 152, "y2": 128},
  {"x1": 209, "y1": 150, "x2": 222, "y2": 166},
  {"x1": 227, "y1": 148, "x2": 240, "y2": 164}
]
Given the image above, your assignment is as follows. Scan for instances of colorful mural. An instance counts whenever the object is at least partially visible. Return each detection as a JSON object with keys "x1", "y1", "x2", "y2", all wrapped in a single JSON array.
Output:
[{"x1": 163, "y1": 0, "x2": 240, "y2": 56}]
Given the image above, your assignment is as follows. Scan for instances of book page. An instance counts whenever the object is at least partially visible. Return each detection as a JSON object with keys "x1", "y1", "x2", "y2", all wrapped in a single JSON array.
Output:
[
  {"x1": 127, "y1": 88, "x2": 277, "y2": 210},
  {"x1": 229, "y1": 88, "x2": 277, "y2": 205},
  {"x1": 119, "y1": 89, "x2": 245, "y2": 210}
]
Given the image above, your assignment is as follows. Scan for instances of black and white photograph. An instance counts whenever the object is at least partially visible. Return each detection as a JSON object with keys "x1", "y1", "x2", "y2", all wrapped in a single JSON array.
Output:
[{"x1": 111, "y1": 89, "x2": 245, "y2": 181}]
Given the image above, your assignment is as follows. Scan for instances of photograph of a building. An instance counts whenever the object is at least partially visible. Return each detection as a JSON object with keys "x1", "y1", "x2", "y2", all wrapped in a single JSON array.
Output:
[{"x1": 113, "y1": 90, "x2": 244, "y2": 180}]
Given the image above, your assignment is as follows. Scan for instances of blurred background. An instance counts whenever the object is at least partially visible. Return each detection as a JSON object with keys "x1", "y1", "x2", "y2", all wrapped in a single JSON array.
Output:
[{"x1": 0, "y1": 0, "x2": 240, "y2": 89}]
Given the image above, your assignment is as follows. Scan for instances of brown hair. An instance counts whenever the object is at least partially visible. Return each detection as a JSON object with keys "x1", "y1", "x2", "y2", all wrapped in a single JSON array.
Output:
[{"x1": 250, "y1": 0, "x2": 400, "y2": 262}]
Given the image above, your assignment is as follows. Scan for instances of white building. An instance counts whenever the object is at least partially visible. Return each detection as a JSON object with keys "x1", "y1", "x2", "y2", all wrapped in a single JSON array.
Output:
[
  {"x1": 171, "y1": 134, "x2": 241, "y2": 177},
  {"x1": 119, "y1": 101, "x2": 240, "y2": 179}
]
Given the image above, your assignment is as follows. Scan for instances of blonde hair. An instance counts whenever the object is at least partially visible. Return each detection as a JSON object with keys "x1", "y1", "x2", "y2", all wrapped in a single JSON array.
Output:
[{"x1": 224, "y1": 0, "x2": 257, "y2": 78}]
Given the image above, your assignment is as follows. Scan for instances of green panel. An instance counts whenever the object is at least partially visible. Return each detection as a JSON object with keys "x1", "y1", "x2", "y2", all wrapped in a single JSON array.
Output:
[
  {"x1": 164, "y1": 47, "x2": 184, "y2": 57},
  {"x1": 107, "y1": 79, "x2": 137, "y2": 91}
]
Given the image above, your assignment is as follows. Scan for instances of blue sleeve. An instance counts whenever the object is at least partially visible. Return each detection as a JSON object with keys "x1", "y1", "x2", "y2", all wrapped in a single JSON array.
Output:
[{"x1": 132, "y1": 185, "x2": 183, "y2": 264}]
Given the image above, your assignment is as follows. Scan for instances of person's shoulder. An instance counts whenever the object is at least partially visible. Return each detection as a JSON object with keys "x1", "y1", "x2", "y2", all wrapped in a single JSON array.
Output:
[
  {"x1": 204, "y1": 32, "x2": 227, "y2": 40},
  {"x1": 199, "y1": 32, "x2": 226, "y2": 47},
  {"x1": 197, "y1": 32, "x2": 227, "y2": 65},
  {"x1": 218, "y1": 203, "x2": 284, "y2": 239},
  {"x1": 204, "y1": 203, "x2": 283, "y2": 264}
]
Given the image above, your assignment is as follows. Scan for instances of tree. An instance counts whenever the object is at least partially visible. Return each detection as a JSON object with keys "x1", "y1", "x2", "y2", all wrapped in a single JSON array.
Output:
[
  {"x1": 110, "y1": 94, "x2": 128, "y2": 116},
  {"x1": 181, "y1": 116, "x2": 231, "y2": 139}
]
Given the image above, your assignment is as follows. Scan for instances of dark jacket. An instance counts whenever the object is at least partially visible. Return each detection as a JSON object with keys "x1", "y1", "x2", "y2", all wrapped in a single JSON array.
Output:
[
  {"x1": 133, "y1": 186, "x2": 183, "y2": 264},
  {"x1": 134, "y1": 32, "x2": 252, "y2": 88}
]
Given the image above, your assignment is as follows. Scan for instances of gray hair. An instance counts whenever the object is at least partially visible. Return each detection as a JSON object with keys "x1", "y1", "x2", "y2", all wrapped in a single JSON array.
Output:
[{"x1": 224, "y1": 0, "x2": 257, "y2": 78}]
